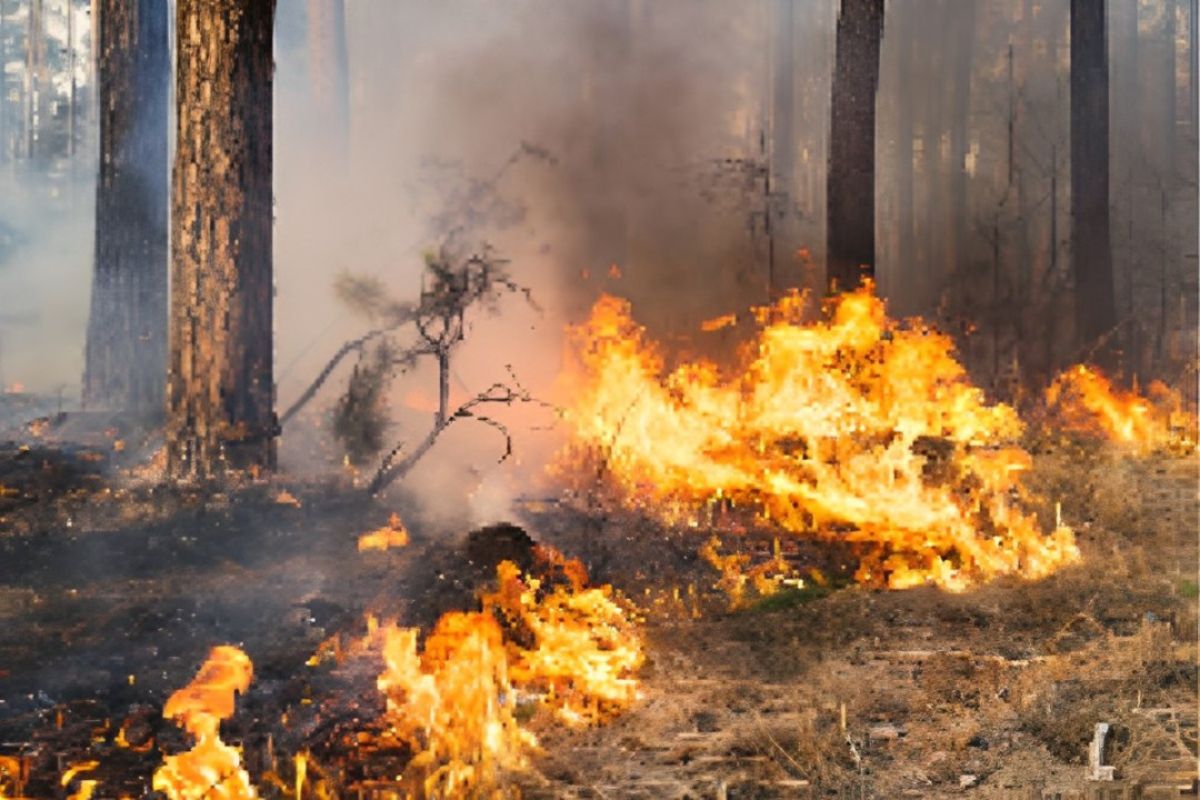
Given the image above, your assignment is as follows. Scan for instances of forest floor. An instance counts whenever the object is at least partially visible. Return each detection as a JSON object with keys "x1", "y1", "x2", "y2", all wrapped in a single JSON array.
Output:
[{"x1": 0, "y1": 410, "x2": 1196, "y2": 799}]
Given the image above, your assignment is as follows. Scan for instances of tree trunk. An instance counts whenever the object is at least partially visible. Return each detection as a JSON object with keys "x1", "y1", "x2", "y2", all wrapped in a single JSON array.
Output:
[
  {"x1": 946, "y1": 1, "x2": 975, "y2": 288},
  {"x1": 826, "y1": 0, "x2": 884, "y2": 292},
  {"x1": 166, "y1": 0, "x2": 278, "y2": 480},
  {"x1": 1070, "y1": 0, "x2": 1117, "y2": 361},
  {"x1": 83, "y1": 0, "x2": 169, "y2": 418},
  {"x1": 770, "y1": 0, "x2": 794, "y2": 297},
  {"x1": 894, "y1": 0, "x2": 914, "y2": 308}
]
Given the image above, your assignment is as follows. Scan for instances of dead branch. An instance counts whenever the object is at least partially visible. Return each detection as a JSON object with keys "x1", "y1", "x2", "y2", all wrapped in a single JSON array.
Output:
[
  {"x1": 367, "y1": 370, "x2": 545, "y2": 495},
  {"x1": 280, "y1": 327, "x2": 394, "y2": 428}
]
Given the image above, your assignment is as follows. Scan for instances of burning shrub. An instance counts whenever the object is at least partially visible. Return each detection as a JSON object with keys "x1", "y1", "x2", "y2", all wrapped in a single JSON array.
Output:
[
  {"x1": 559, "y1": 283, "x2": 1078, "y2": 591},
  {"x1": 1044, "y1": 364, "x2": 1198, "y2": 453}
]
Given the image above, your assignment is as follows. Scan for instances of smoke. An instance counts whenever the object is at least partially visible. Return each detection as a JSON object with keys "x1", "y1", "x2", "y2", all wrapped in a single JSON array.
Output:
[
  {"x1": 0, "y1": 168, "x2": 93, "y2": 396},
  {"x1": 272, "y1": 0, "x2": 823, "y2": 529}
]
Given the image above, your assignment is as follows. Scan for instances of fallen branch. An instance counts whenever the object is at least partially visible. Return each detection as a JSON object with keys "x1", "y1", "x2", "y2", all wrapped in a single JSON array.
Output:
[{"x1": 280, "y1": 326, "x2": 401, "y2": 428}]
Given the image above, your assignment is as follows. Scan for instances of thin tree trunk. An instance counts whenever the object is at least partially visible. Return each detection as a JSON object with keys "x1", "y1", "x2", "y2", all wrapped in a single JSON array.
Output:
[
  {"x1": 770, "y1": 0, "x2": 794, "y2": 297},
  {"x1": 946, "y1": 1, "x2": 975, "y2": 287},
  {"x1": 83, "y1": 0, "x2": 169, "y2": 418},
  {"x1": 895, "y1": 0, "x2": 914, "y2": 308},
  {"x1": 1069, "y1": 0, "x2": 1117, "y2": 361},
  {"x1": 166, "y1": 0, "x2": 278, "y2": 479},
  {"x1": 826, "y1": 0, "x2": 884, "y2": 292},
  {"x1": 306, "y1": 0, "x2": 349, "y2": 157}
]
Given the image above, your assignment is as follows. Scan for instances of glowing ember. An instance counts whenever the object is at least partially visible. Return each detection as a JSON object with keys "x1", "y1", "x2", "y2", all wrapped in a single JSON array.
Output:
[
  {"x1": 560, "y1": 284, "x2": 1078, "y2": 591},
  {"x1": 357, "y1": 513, "x2": 411, "y2": 552},
  {"x1": 60, "y1": 762, "x2": 99, "y2": 800},
  {"x1": 153, "y1": 646, "x2": 258, "y2": 800},
  {"x1": 1046, "y1": 364, "x2": 1197, "y2": 452}
]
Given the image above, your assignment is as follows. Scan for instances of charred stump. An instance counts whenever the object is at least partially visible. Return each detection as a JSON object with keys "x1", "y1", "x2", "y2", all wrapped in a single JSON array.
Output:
[{"x1": 166, "y1": 0, "x2": 278, "y2": 479}]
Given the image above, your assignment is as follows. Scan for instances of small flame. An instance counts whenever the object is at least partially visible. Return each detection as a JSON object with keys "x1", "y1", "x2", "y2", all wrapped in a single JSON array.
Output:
[
  {"x1": 559, "y1": 284, "x2": 1078, "y2": 591},
  {"x1": 1046, "y1": 364, "x2": 1197, "y2": 451},
  {"x1": 152, "y1": 646, "x2": 258, "y2": 800},
  {"x1": 357, "y1": 513, "x2": 410, "y2": 552},
  {"x1": 700, "y1": 313, "x2": 738, "y2": 333}
]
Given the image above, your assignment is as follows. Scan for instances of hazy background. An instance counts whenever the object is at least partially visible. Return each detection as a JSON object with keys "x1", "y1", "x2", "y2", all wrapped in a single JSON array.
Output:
[{"x1": 0, "y1": 0, "x2": 1195, "y2": 523}]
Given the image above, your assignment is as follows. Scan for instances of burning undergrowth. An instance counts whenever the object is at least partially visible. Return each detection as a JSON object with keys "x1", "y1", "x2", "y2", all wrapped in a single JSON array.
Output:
[
  {"x1": 3, "y1": 538, "x2": 644, "y2": 800},
  {"x1": 557, "y1": 283, "x2": 1080, "y2": 593}
]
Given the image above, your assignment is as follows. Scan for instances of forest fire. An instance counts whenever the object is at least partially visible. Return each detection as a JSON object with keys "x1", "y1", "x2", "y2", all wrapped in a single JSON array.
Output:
[
  {"x1": 1046, "y1": 364, "x2": 1198, "y2": 452},
  {"x1": 559, "y1": 283, "x2": 1079, "y2": 591}
]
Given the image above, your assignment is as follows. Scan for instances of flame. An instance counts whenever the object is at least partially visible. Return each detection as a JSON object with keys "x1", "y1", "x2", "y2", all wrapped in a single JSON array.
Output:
[
  {"x1": 0, "y1": 756, "x2": 27, "y2": 800},
  {"x1": 376, "y1": 612, "x2": 531, "y2": 797},
  {"x1": 560, "y1": 284, "x2": 1078, "y2": 591},
  {"x1": 153, "y1": 646, "x2": 258, "y2": 800},
  {"x1": 61, "y1": 761, "x2": 99, "y2": 800},
  {"x1": 357, "y1": 513, "x2": 410, "y2": 552},
  {"x1": 700, "y1": 313, "x2": 738, "y2": 333},
  {"x1": 484, "y1": 555, "x2": 644, "y2": 727},
  {"x1": 1046, "y1": 364, "x2": 1197, "y2": 451},
  {"x1": 369, "y1": 552, "x2": 642, "y2": 795}
]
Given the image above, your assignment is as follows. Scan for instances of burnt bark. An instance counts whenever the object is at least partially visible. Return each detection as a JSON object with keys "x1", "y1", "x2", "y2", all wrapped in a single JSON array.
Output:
[
  {"x1": 1070, "y1": 0, "x2": 1118, "y2": 361},
  {"x1": 83, "y1": 0, "x2": 169, "y2": 418},
  {"x1": 166, "y1": 0, "x2": 278, "y2": 480},
  {"x1": 826, "y1": 0, "x2": 884, "y2": 293}
]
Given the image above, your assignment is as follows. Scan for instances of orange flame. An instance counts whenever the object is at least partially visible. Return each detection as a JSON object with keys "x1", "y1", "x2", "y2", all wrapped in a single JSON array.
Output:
[
  {"x1": 368, "y1": 552, "x2": 643, "y2": 795},
  {"x1": 357, "y1": 513, "x2": 410, "y2": 552},
  {"x1": 153, "y1": 646, "x2": 257, "y2": 800},
  {"x1": 1045, "y1": 365, "x2": 1197, "y2": 451},
  {"x1": 559, "y1": 284, "x2": 1078, "y2": 591}
]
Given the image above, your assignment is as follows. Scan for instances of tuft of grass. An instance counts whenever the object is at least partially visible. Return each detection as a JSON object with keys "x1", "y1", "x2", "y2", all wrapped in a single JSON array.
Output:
[
  {"x1": 1178, "y1": 579, "x2": 1199, "y2": 599},
  {"x1": 748, "y1": 583, "x2": 835, "y2": 613}
]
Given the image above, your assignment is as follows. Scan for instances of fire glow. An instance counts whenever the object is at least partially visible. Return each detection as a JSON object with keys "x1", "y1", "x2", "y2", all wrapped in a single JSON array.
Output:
[{"x1": 559, "y1": 283, "x2": 1079, "y2": 591}]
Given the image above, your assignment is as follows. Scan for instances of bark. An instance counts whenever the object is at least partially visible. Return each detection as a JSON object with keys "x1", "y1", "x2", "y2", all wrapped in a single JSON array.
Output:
[
  {"x1": 83, "y1": 0, "x2": 169, "y2": 418},
  {"x1": 1069, "y1": 0, "x2": 1117, "y2": 360},
  {"x1": 826, "y1": 0, "x2": 884, "y2": 292},
  {"x1": 166, "y1": 0, "x2": 278, "y2": 480}
]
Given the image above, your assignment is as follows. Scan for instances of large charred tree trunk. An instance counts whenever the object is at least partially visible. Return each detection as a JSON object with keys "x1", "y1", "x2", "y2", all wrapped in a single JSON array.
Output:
[
  {"x1": 166, "y1": 0, "x2": 278, "y2": 480},
  {"x1": 1070, "y1": 0, "x2": 1117, "y2": 361},
  {"x1": 83, "y1": 0, "x2": 169, "y2": 418},
  {"x1": 826, "y1": 0, "x2": 884, "y2": 292}
]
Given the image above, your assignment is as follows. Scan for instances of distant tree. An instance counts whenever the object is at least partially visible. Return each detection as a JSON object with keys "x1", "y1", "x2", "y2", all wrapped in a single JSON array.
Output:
[
  {"x1": 166, "y1": 0, "x2": 278, "y2": 479},
  {"x1": 83, "y1": 0, "x2": 169, "y2": 418},
  {"x1": 306, "y1": 0, "x2": 350, "y2": 156},
  {"x1": 1069, "y1": 0, "x2": 1117, "y2": 362},
  {"x1": 826, "y1": 0, "x2": 885, "y2": 292}
]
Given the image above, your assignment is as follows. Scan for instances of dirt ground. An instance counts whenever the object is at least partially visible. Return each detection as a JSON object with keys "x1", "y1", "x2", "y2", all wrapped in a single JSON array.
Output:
[{"x1": 0, "y1": 423, "x2": 1196, "y2": 799}]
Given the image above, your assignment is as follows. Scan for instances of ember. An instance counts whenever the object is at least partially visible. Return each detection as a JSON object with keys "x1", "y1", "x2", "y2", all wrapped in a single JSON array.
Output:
[{"x1": 560, "y1": 283, "x2": 1079, "y2": 591}]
